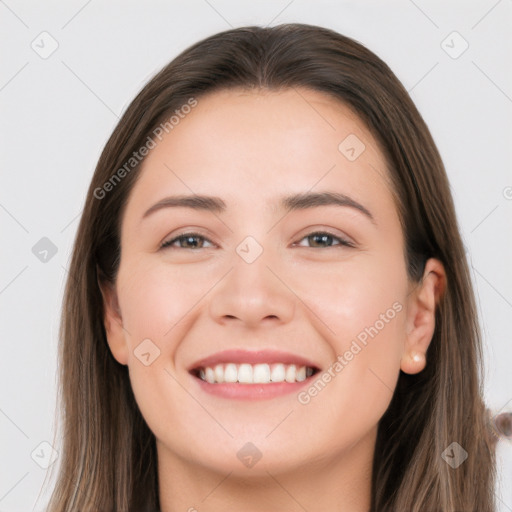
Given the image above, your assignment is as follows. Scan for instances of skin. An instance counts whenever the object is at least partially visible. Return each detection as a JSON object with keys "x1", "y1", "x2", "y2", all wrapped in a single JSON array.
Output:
[{"x1": 101, "y1": 87, "x2": 445, "y2": 512}]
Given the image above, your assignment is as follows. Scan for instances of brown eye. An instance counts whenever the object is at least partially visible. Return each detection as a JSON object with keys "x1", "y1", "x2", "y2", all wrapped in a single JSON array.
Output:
[
  {"x1": 296, "y1": 231, "x2": 355, "y2": 248},
  {"x1": 160, "y1": 233, "x2": 214, "y2": 250}
]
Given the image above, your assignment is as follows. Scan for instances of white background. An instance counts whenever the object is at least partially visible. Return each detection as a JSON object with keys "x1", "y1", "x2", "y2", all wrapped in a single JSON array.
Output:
[{"x1": 1, "y1": 1, "x2": 511, "y2": 510}]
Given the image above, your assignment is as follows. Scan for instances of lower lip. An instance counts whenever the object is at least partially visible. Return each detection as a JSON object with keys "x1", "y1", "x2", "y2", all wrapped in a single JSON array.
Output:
[{"x1": 191, "y1": 374, "x2": 314, "y2": 400}]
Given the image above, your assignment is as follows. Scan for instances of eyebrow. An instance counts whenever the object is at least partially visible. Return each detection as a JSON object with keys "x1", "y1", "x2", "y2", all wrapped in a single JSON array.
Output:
[{"x1": 142, "y1": 191, "x2": 375, "y2": 224}]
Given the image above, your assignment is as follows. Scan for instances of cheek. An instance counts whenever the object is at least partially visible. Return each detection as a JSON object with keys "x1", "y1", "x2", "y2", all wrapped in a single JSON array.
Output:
[
  {"x1": 117, "y1": 260, "x2": 211, "y2": 351},
  {"x1": 115, "y1": 262, "x2": 212, "y2": 444},
  {"x1": 296, "y1": 301, "x2": 406, "y2": 453},
  {"x1": 291, "y1": 250, "x2": 407, "y2": 352},
  {"x1": 293, "y1": 252, "x2": 407, "y2": 430}
]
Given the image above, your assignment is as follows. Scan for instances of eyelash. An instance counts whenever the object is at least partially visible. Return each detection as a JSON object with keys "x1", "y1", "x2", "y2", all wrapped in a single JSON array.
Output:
[{"x1": 160, "y1": 231, "x2": 355, "y2": 250}]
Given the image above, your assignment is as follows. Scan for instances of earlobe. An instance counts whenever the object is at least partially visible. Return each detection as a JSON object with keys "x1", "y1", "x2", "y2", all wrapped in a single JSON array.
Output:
[
  {"x1": 401, "y1": 258, "x2": 446, "y2": 375},
  {"x1": 98, "y1": 276, "x2": 129, "y2": 366},
  {"x1": 401, "y1": 350, "x2": 427, "y2": 374}
]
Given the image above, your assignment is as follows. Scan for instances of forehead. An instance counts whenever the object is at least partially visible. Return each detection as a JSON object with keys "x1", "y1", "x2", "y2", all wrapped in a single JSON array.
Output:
[{"x1": 123, "y1": 87, "x2": 395, "y2": 221}]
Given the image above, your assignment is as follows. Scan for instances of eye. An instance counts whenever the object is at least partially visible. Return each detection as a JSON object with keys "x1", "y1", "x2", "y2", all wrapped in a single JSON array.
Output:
[
  {"x1": 295, "y1": 231, "x2": 355, "y2": 249},
  {"x1": 160, "y1": 232, "x2": 215, "y2": 250},
  {"x1": 160, "y1": 230, "x2": 354, "y2": 250}
]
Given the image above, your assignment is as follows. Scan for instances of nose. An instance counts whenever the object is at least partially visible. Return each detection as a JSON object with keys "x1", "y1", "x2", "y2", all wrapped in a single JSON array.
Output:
[{"x1": 208, "y1": 249, "x2": 296, "y2": 329}]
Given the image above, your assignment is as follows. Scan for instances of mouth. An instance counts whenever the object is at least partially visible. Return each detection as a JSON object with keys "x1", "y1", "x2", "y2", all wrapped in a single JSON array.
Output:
[
  {"x1": 190, "y1": 362, "x2": 320, "y2": 384},
  {"x1": 187, "y1": 349, "x2": 321, "y2": 399}
]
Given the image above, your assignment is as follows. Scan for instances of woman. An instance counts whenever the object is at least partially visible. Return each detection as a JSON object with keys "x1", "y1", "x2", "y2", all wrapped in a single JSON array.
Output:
[{"x1": 44, "y1": 23, "x2": 500, "y2": 511}]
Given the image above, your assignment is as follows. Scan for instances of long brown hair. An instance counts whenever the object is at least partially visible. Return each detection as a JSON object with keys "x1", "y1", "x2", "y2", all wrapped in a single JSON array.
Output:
[{"x1": 43, "y1": 23, "x2": 497, "y2": 511}]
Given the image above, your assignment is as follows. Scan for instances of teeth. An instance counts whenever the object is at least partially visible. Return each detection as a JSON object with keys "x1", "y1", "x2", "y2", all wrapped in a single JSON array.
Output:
[
  {"x1": 238, "y1": 363, "x2": 253, "y2": 383},
  {"x1": 296, "y1": 366, "x2": 306, "y2": 382},
  {"x1": 253, "y1": 363, "x2": 271, "y2": 383},
  {"x1": 270, "y1": 363, "x2": 285, "y2": 382},
  {"x1": 205, "y1": 367, "x2": 215, "y2": 384},
  {"x1": 285, "y1": 364, "x2": 297, "y2": 383},
  {"x1": 214, "y1": 364, "x2": 224, "y2": 383},
  {"x1": 224, "y1": 363, "x2": 238, "y2": 383},
  {"x1": 196, "y1": 362, "x2": 315, "y2": 384}
]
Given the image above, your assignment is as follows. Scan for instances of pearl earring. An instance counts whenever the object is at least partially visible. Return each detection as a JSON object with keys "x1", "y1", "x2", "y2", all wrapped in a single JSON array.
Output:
[{"x1": 410, "y1": 351, "x2": 426, "y2": 365}]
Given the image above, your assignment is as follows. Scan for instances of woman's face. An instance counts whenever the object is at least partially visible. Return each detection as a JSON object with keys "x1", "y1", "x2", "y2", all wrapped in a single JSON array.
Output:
[{"x1": 102, "y1": 87, "x2": 431, "y2": 477}]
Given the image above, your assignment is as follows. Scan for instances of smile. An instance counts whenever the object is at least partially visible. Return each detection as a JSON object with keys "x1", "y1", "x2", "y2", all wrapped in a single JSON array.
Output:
[
  {"x1": 192, "y1": 362, "x2": 318, "y2": 384},
  {"x1": 188, "y1": 348, "x2": 322, "y2": 399}
]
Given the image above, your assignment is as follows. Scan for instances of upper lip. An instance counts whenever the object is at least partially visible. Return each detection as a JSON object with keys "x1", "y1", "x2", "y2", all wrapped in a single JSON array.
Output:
[{"x1": 188, "y1": 349, "x2": 321, "y2": 372}]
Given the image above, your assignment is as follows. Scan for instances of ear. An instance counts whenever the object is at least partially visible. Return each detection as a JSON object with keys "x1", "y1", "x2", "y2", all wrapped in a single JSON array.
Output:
[
  {"x1": 401, "y1": 258, "x2": 446, "y2": 374},
  {"x1": 98, "y1": 275, "x2": 129, "y2": 366}
]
